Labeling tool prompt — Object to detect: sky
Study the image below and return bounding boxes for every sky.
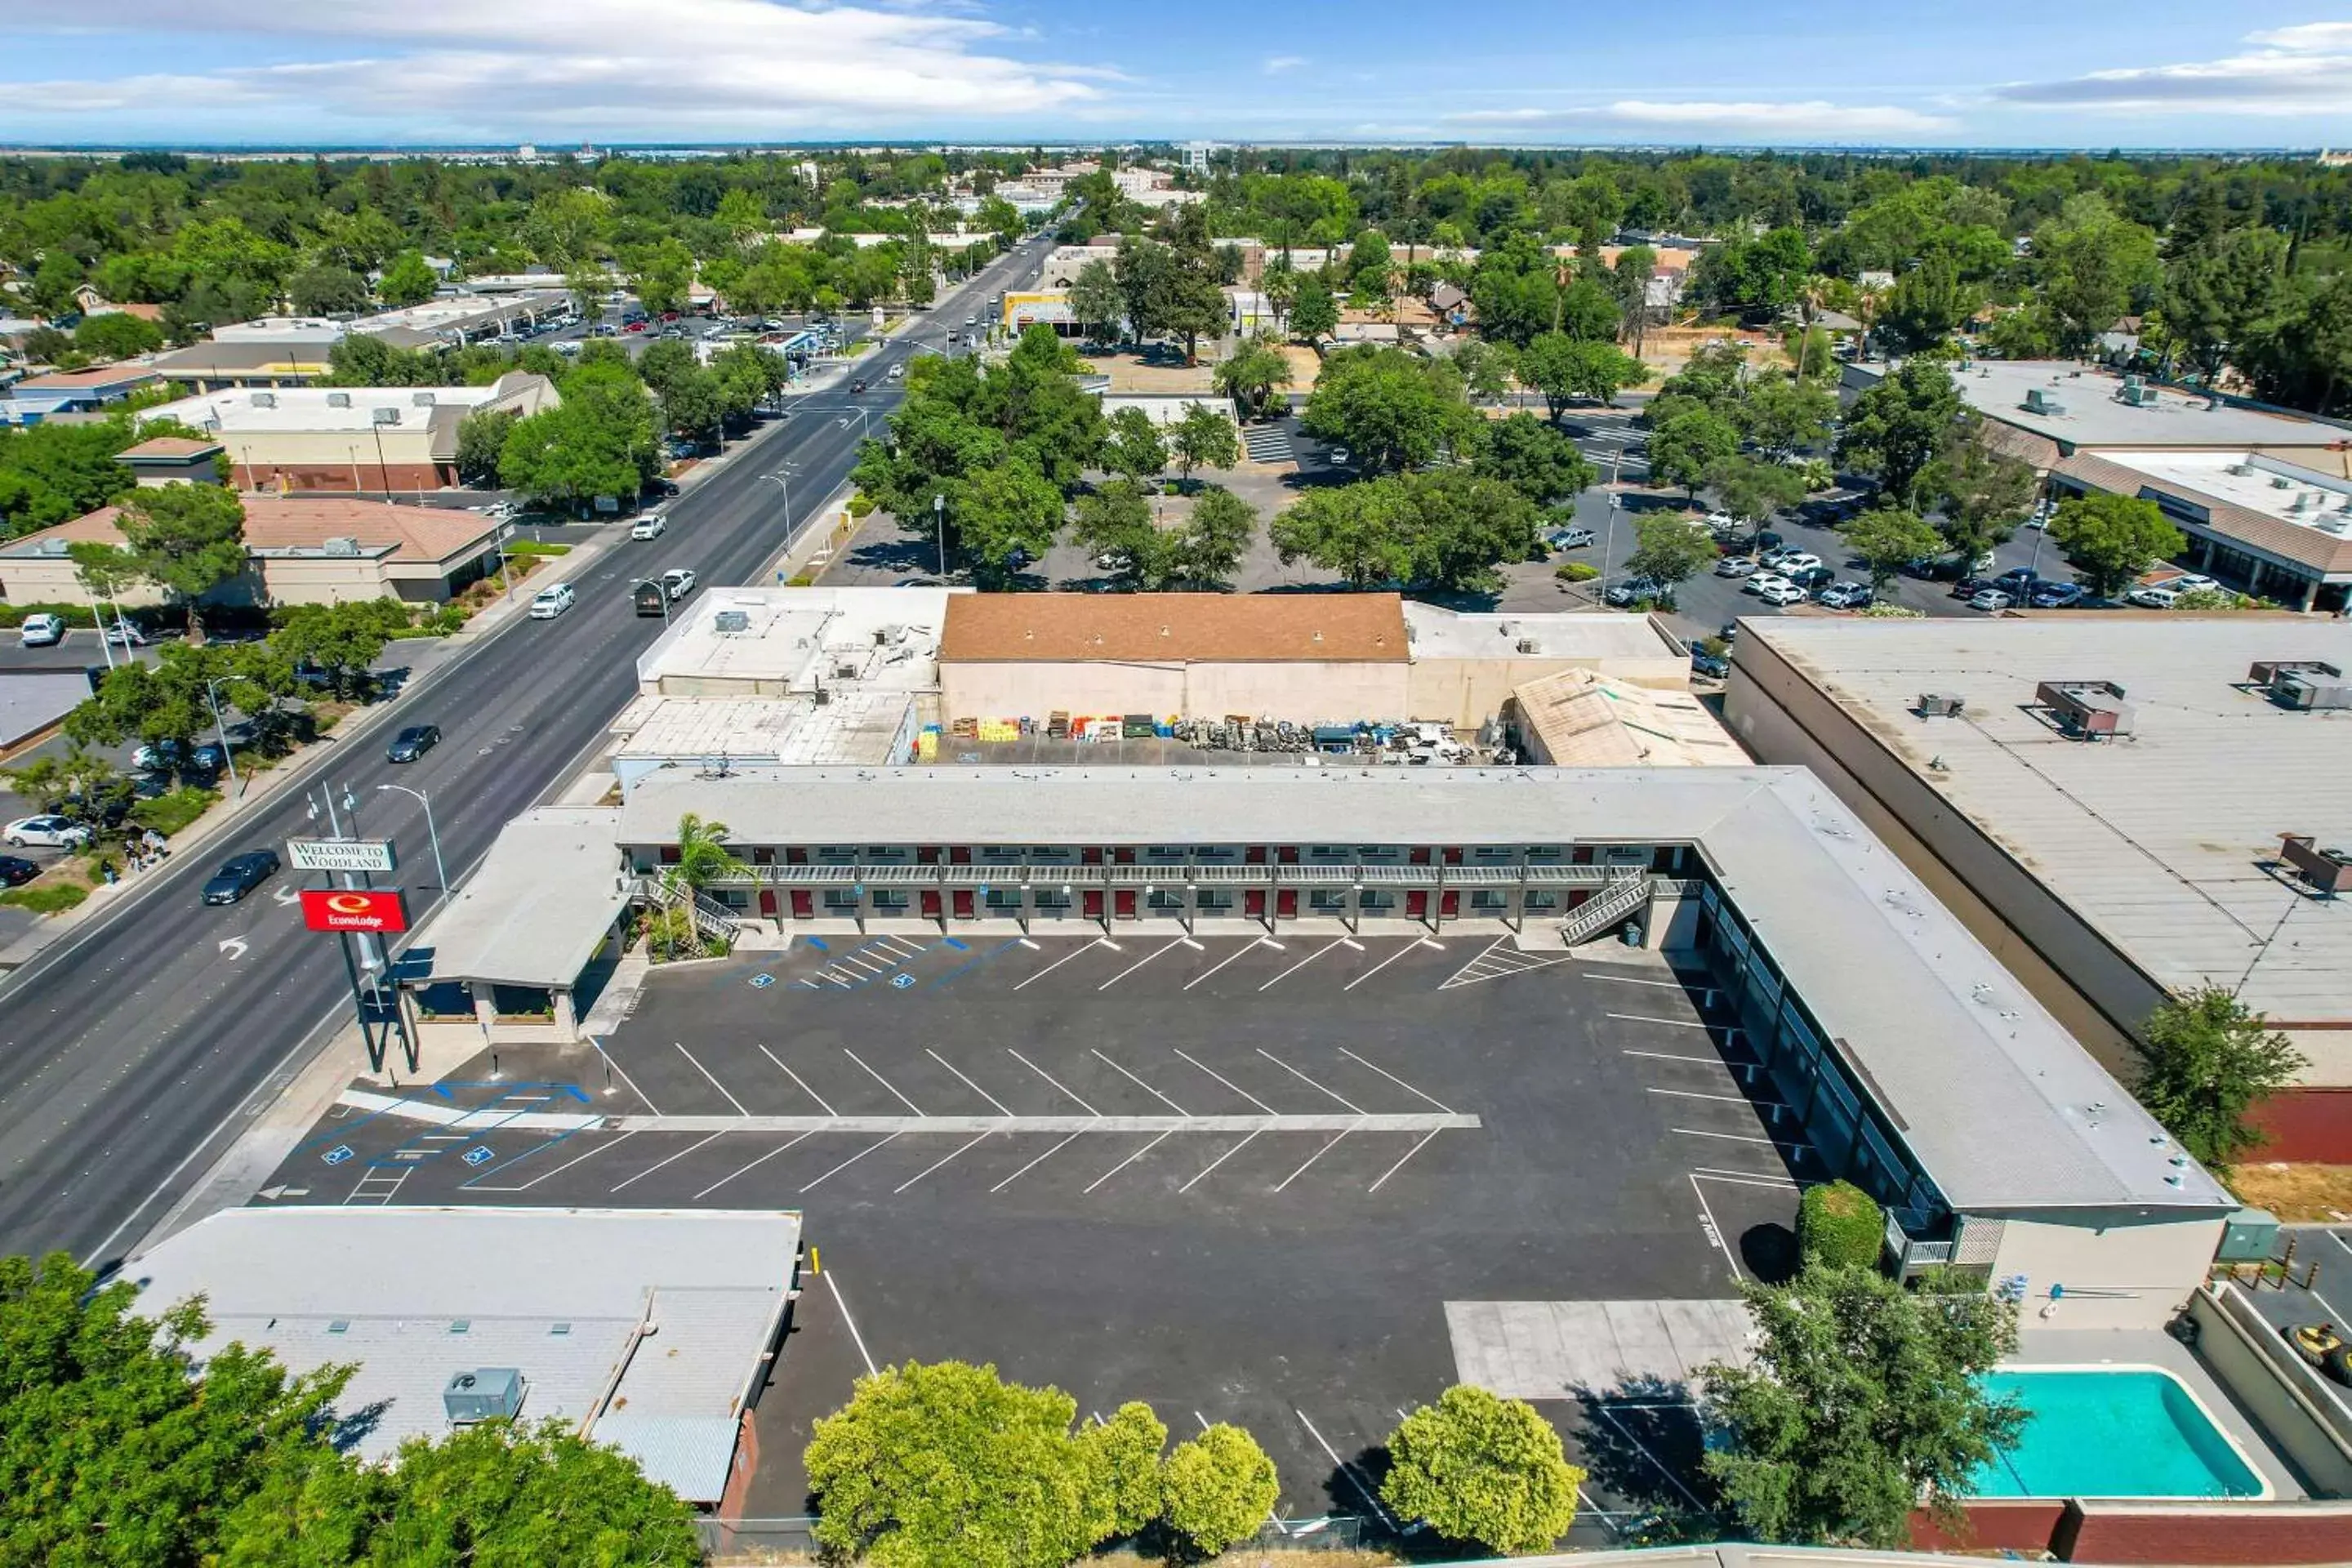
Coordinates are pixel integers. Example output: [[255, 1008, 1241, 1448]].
[[0, 0, 2348, 149]]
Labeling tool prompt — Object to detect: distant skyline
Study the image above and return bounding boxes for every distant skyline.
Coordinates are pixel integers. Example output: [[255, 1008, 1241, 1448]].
[[0, 2, 2347, 151]]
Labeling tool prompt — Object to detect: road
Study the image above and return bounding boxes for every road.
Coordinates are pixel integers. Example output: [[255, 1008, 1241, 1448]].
[[0, 235, 1058, 1269]]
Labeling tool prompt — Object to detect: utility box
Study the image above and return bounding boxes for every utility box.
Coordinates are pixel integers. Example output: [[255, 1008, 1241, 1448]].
[[1917, 693, 1966, 718], [2215, 1208, 2279, 1264], [2037, 678, 2134, 738], [443, 1368, 523, 1424]]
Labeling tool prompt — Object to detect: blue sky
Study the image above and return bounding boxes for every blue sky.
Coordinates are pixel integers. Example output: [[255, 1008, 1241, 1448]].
[[0, 0, 2346, 148]]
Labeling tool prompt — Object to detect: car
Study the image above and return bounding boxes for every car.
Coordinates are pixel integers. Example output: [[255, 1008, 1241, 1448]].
[[1969, 588, 2016, 612], [387, 724, 441, 763], [1753, 579, 1808, 606], [0, 855, 37, 887], [1774, 551, 1823, 575], [1952, 576, 1997, 600], [659, 568, 697, 600], [1784, 564, 1836, 592], [1546, 527, 1597, 550], [1690, 650, 1731, 679], [1714, 556, 1759, 577], [18, 613, 66, 648], [1742, 572, 1794, 597], [624, 320, 648, 333], [648, 478, 680, 498], [1754, 546, 1795, 571], [886, 363, 904, 381], [528, 583, 575, 619], [1094, 550, 1131, 572], [201, 849, 279, 906], [850, 378, 868, 394], [6, 814, 91, 849], [630, 511, 668, 541], [1602, 577, 1661, 607], [896, 574, 948, 588], [188, 742, 228, 775], [104, 620, 148, 647], [2029, 581, 2086, 608], [1993, 567, 2040, 590], [1816, 581, 1875, 609], [2125, 585, 2181, 609], [131, 738, 184, 773]]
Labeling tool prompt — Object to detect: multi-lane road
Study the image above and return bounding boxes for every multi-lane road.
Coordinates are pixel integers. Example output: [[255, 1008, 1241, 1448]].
[[0, 237, 1055, 1268]]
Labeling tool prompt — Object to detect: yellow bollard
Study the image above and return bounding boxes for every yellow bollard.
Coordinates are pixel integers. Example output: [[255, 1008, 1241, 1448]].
[[809, 1245, 820, 1276]]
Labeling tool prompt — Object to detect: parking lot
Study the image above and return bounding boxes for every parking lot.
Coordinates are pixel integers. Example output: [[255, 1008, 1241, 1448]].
[[270, 931, 1801, 1529]]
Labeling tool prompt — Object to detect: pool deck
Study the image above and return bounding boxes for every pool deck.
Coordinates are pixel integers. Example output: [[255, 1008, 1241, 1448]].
[[2009, 1328, 2306, 1500]]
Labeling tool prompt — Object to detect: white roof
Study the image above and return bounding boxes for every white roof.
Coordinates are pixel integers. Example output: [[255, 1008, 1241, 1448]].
[[2084, 451, 2352, 546], [410, 807, 626, 986], [635, 585, 955, 693], [1914, 360, 2349, 452], [141, 382, 513, 435], [129, 1206, 801, 1502], [1401, 603, 1686, 667], [612, 692, 915, 772]]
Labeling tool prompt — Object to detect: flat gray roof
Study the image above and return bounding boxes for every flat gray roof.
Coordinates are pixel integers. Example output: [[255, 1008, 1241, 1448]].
[[410, 807, 626, 987], [1863, 359, 2350, 453], [0, 671, 92, 749], [617, 764, 2230, 1216], [128, 1206, 801, 1501]]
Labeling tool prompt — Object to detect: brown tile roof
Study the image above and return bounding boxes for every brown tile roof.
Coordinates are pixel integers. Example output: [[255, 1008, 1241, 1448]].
[[11, 365, 163, 390], [1977, 420, 2062, 470], [3, 497, 499, 568], [119, 437, 221, 459], [941, 592, 1412, 664]]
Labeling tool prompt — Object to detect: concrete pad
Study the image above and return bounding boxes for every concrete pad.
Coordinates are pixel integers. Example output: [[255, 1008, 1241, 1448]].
[[1449, 1298, 1753, 1399]]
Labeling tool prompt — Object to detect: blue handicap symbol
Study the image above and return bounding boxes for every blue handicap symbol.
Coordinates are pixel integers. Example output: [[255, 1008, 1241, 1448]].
[[749, 972, 776, 990], [322, 1145, 354, 1166], [461, 1145, 496, 1167], [890, 971, 915, 990]]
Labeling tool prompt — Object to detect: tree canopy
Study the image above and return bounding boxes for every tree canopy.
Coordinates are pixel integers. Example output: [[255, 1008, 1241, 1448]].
[[2132, 987, 2306, 1168], [1380, 1386, 1584, 1555], [1270, 470, 1539, 593], [1300, 345, 1477, 475], [2047, 492, 2184, 597]]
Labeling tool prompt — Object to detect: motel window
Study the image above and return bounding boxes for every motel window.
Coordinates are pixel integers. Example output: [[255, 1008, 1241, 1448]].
[[1144, 846, 1187, 862], [871, 889, 909, 911], [1524, 889, 1559, 911], [1358, 845, 1402, 864], [1309, 889, 1348, 912], [1358, 889, 1397, 911], [1194, 889, 1235, 911], [1147, 889, 1183, 911], [822, 889, 859, 911], [1469, 889, 1508, 911], [983, 889, 1022, 911], [1472, 846, 1512, 862], [1033, 889, 1072, 912]]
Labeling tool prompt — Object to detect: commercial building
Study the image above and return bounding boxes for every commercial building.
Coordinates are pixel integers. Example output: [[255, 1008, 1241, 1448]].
[[114, 434, 224, 486], [147, 336, 339, 393], [127, 1205, 803, 1511], [0, 363, 163, 425], [1722, 616, 2352, 1157], [347, 292, 572, 350], [2046, 451, 2352, 613], [1509, 668, 1748, 767], [136, 372, 559, 494]]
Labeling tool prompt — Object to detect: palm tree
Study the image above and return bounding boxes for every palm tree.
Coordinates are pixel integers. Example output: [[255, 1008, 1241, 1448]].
[[1855, 282, 1889, 363], [1794, 274, 1835, 381], [657, 813, 746, 957]]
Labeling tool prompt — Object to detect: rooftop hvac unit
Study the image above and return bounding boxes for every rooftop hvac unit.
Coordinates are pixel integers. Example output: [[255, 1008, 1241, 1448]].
[[2259, 660, 2352, 711], [412, 391, 436, 406], [326, 391, 351, 408], [2225, 461, 2254, 476], [712, 609, 749, 634], [2271, 474, 2294, 489], [372, 408, 401, 425], [442, 1368, 523, 1424], [2123, 385, 2159, 406], [323, 536, 362, 556], [2023, 388, 2066, 416], [1515, 638, 1539, 654], [2250, 658, 2341, 686], [1916, 692, 1966, 718], [2278, 834, 2352, 896], [2036, 678, 2134, 739], [249, 391, 276, 408]]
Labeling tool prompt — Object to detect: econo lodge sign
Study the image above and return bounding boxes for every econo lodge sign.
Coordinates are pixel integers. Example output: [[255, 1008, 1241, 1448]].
[[301, 888, 411, 933]]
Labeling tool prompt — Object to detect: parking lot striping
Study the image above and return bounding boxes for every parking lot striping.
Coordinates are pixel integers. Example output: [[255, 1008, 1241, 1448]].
[[1013, 938, 1114, 990], [990, 1130, 1088, 1192], [694, 1129, 822, 1200], [759, 1045, 840, 1117], [1183, 937, 1279, 990], [1674, 1127, 1814, 1152], [825, 1271, 879, 1379], [1018, 938, 1040, 950], [1608, 1013, 1725, 1031], [801, 1133, 902, 1192], [1691, 1169, 1802, 1192], [840, 955, 887, 976], [675, 1043, 751, 1116], [1171, 1049, 1277, 1115], [1336, 1047, 1455, 1115], [1091, 1049, 1188, 1116], [1272, 1128, 1357, 1192], [929, 938, 1022, 988], [1343, 936, 1441, 991], [585, 1033, 661, 1113], [455, 1126, 595, 1184], [1179, 1130, 1263, 1192], [1366, 1129, 1444, 1193], [843, 1049, 925, 1116], [1688, 1173, 1744, 1283], [1084, 1129, 1178, 1193], [1595, 1405, 1708, 1513], [926, 1049, 1015, 1116], [607, 1111, 1477, 1134], [1256, 1049, 1368, 1114], [1097, 937, 1191, 990], [1193, 1411, 1212, 1434], [610, 1130, 727, 1192], [1647, 1086, 1785, 1109], [893, 1130, 996, 1193], [1258, 937, 1352, 991], [1293, 1409, 1396, 1529], [1582, 973, 1689, 990], [1009, 1049, 1102, 1116], [1623, 1048, 1741, 1067], [1440, 938, 1573, 990], [469, 1129, 638, 1192]]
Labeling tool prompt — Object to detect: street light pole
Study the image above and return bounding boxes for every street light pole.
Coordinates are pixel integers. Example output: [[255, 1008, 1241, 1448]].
[[376, 783, 448, 898], [201, 677, 239, 791], [933, 492, 947, 577]]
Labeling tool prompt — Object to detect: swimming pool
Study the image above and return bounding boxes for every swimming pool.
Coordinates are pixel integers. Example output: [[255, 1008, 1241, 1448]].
[[1969, 1366, 2270, 1500]]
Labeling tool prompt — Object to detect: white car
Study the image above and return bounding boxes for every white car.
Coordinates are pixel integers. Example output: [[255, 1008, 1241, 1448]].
[[1753, 580, 1808, 607], [2125, 585, 2180, 609], [2167, 572, 2218, 594], [1714, 556, 1758, 577], [1773, 552, 1823, 575], [528, 583, 575, 619], [1703, 510, 1737, 533], [104, 620, 148, 647], [630, 511, 668, 541], [6, 814, 91, 849], [886, 363, 905, 381], [1742, 573, 1794, 597], [1969, 588, 2016, 612], [659, 568, 697, 599], [18, 613, 65, 648]]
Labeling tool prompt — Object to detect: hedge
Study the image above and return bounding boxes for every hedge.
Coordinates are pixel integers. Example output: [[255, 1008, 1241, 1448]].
[[1797, 1179, 1883, 1269], [0, 603, 101, 629], [130, 787, 220, 839], [846, 494, 875, 518], [1554, 561, 1600, 582]]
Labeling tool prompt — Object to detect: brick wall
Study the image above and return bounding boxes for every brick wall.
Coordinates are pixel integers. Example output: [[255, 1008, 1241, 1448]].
[[716, 1408, 760, 1518], [1909, 1500, 2067, 1554], [2248, 1087, 2352, 1163], [234, 461, 452, 494], [2058, 1499, 2352, 1562]]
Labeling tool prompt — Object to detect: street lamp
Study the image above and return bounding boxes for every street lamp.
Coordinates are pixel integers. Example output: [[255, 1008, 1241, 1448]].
[[933, 492, 947, 577], [376, 783, 448, 897], [201, 676, 239, 791], [758, 463, 799, 539]]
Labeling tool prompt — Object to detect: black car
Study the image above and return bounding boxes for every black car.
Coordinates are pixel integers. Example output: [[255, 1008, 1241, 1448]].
[[202, 849, 280, 906], [0, 855, 37, 888], [850, 378, 869, 394], [387, 724, 441, 763], [1952, 576, 1998, 600]]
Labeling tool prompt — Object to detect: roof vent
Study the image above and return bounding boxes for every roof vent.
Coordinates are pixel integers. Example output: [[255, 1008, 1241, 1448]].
[[1916, 693, 1966, 718], [249, 391, 276, 408], [442, 1368, 523, 1424], [2225, 461, 2253, 476], [412, 391, 436, 406], [326, 391, 351, 408], [372, 408, 400, 425], [713, 609, 749, 634], [2254, 660, 2351, 711], [2023, 388, 2066, 416], [2271, 474, 2294, 489], [2036, 678, 2133, 739], [323, 536, 362, 556], [1516, 638, 1539, 654]]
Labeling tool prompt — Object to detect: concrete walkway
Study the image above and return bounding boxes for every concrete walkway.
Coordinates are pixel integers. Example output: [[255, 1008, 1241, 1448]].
[[1447, 1298, 1755, 1400]]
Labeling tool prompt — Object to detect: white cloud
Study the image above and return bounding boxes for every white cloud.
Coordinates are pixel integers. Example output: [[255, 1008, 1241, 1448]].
[[1446, 99, 1956, 136], [0, 0, 1105, 135], [1262, 55, 1308, 75], [1996, 21, 2352, 114]]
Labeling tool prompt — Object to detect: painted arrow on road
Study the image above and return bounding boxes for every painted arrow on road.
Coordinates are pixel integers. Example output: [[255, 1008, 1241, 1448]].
[[256, 1186, 310, 1200], [218, 937, 248, 960], [273, 884, 301, 906]]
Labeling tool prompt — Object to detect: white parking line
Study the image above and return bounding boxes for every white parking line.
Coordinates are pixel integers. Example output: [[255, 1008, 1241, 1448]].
[[1258, 938, 1350, 990], [760, 1045, 839, 1116], [1098, 937, 1188, 989], [1608, 1013, 1723, 1030], [1693, 1165, 1797, 1186], [1674, 1126, 1811, 1152], [1337, 1047, 1454, 1114], [1183, 936, 1277, 990], [801, 1133, 902, 1192], [1690, 1172, 1743, 1282], [1171, 1049, 1276, 1114], [1343, 936, 1441, 991], [893, 1131, 996, 1193], [1366, 1129, 1441, 1193], [1584, 973, 1690, 990], [1294, 1409, 1396, 1528], [470, 1129, 638, 1192], [825, 1270, 878, 1378], [1014, 938, 1111, 989], [844, 1048, 925, 1116], [1008, 1049, 1101, 1115], [927, 1049, 1015, 1116], [675, 1042, 750, 1116], [611, 1130, 725, 1192], [990, 1129, 1087, 1192], [1179, 1129, 1263, 1192], [694, 1129, 820, 1200], [1272, 1129, 1353, 1192], [1690, 1169, 1801, 1191], [1256, 1049, 1367, 1114], [1647, 1087, 1781, 1107], [1085, 1129, 1176, 1193], [1596, 1405, 1707, 1512], [842, 955, 886, 976], [873, 934, 928, 959], [1092, 1049, 1187, 1115], [586, 1033, 659, 1112]]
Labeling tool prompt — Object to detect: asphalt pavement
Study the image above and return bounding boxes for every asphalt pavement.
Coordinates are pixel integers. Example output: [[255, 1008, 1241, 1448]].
[[0, 238, 1054, 1269]]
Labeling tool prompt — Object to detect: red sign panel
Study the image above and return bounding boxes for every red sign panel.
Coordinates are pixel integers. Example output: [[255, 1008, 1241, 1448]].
[[301, 887, 410, 933]]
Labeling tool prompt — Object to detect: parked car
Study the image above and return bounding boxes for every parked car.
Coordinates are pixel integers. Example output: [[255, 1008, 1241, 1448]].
[[18, 613, 65, 648], [6, 814, 91, 849], [131, 738, 184, 773], [1702, 510, 1737, 533], [1816, 581, 1875, 609], [1993, 567, 2042, 594], [528, 583, 575, 619], [1547, 527, 1597, 550], [1714, 556, 1758, 577], [1742, 573, 1794, 598], [188, 742, 228, 775], [0, 854, 38, 887], [2125, 584, 2181, 608], [2029, 581, 2086, 608], [623, 320, 648, 333], [1690, 649, 1731, 679], [201, 849, 280, 906], [1969, 588, 2016, 612], [630, 511, 668, 541], [1602, 577, 1662, 607], [386, 724, 441, 763], [1774, 551, 1824, 576], [1952, 576, 1998, 600], [1785, 564, 1835, 592], [1753, 579, 1808, 607], [104, 620, 148, 647]]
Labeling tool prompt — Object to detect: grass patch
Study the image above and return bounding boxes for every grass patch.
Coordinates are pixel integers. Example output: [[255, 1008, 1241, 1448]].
[[504, 539, 572, 558], [131, 786, 220, 838], [2227, 1161, 2352, 1223], [0, 881, 88, 914]]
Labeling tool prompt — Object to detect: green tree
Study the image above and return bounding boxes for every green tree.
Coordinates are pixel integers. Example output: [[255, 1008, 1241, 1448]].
[[1157, 206, 1232, 364], [2048, 492, 2183, 598], [1925, 425, 2038, 559], [1797, 1179, 1885, 1269], [2133, 987, 2306, 1168], [1100, 406, 1167, 485], [73, 310, 166, 362], [1836, 360, 1962, 506], [118, 482, 247, 638], [1473, 411, 1595, 508], [1707, 455, 1806, 536], [1647, 406, 1741, 500], [566, 262, 613, 321], [1077, 1403, 1167, 1543], [1112, 236, 1174, 345], [1069, 256, 1125, 344], [1288, 274, 1339, 346], [1380, 1385, 1583, 1555], [956, 458, 1068, 583], [1842, 506, 1943, 588], [1212, 334, 1291, 421], [2032, 196, 2160, 355], [269, 600, 397, 701], [1878, 252, 1976, 354], [1517, 332, 1642, 420], [377, 249, 439, 308], [1177, 485, 1257, 587], [1167, 402, 1240, 487], [1702, 1263, 2025, 1548], [1452, 338, 1517, 405], [1624, 513, 1717, 602], [2159, 227, 2287, 385], [623, 236, 697, 317], [1737, 375, 1837, 459], [1160, 1424, 1279, 1561], [1071, 479, 1160, 589], [454, 408, 518, 487], [1270, 482, 1414, 588], [0, 418, 142, 534], [499, 375, 660, 510], [1300, 345, 1475, 475], [287, 265, 372, 316]]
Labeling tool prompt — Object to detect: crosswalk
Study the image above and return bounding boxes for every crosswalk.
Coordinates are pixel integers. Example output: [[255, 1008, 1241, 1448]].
[[1241, 425, 1296, 463]]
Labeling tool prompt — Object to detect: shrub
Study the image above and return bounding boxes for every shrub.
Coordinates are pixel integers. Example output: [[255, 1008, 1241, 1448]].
[[1381, 1386, 1583, 1554], [1, 882, 88, 914], [847, 493, 876, 518], [1797, 1179, 1883, 1269], [0, 603, 100, 629], [130, 786, 220, 839], [1855, 602, 1924, 618], [1554, 560, 1600, 582], [1160, 1423, 1278, 1561], [785, 572, 816, 587]]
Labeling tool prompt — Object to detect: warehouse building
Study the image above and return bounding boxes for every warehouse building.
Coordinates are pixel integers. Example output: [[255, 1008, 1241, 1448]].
[[1722, 616, 2352, 1159]]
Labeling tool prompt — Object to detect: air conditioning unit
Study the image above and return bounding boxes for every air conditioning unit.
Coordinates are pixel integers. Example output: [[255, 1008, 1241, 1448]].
[[1917, 693, 1966, 718], [2256, 661, 2352, 711], [1515, 638, 1539, 654], [713, 609, 749, 634], [372, 408, 400, 425], [2278, 834, 2352, 895], [323, 536, 361, 556], [2024, 388, 2066, 416], [412, 391, 436, 406], [2037, 678, 2134, 738], [326, 391, 351, 408], [442, 1368, 523, 1424], [249, 391, 276, 408]]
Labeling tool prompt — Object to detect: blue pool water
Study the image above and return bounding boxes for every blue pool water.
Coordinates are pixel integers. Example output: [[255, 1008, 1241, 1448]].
[[1969, 1369, 2267, 1499]]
